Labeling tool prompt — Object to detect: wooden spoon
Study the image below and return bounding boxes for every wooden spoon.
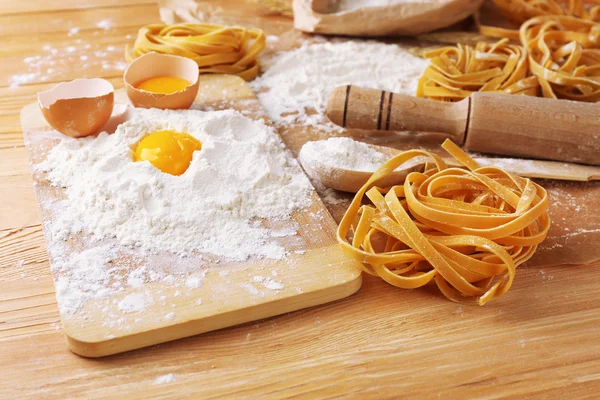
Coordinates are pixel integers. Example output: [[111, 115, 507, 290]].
[[299, 141, 600, 193]]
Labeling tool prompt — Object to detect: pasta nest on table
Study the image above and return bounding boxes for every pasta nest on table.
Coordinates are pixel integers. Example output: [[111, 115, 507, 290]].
[[418, 8, 600, 102], [416, 39, 537, 101], [337, 140, 550, 306], [492, 0, 600, 24], [126, 23, 266, 81]]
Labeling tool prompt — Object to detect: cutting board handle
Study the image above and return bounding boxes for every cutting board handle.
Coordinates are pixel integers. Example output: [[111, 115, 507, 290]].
[[326, 85, 468, 143]]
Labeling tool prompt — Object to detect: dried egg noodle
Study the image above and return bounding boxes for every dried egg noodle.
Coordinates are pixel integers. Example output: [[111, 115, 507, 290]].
[[126, 23, 266, 81], [482, 16, 600, 101], [418, 7, 600, 102], [416, 39, 538, 101], [491, 0, 600, 24], [337, 140, 550, 305]]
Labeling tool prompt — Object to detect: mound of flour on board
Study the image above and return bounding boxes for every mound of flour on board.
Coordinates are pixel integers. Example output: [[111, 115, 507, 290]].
[[37, 108, 312, 261], [250, 41, 429, 128], [300, 137, 389, 172]]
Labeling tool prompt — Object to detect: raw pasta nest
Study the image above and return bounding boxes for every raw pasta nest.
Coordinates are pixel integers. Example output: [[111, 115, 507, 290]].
[[126, 23, 266, 81], [483, 16, 600, 101], [418, 10, 600, 101], [337, 140, 550, 305], [492, 0, 600, 24], [416, 39, 538, 101]]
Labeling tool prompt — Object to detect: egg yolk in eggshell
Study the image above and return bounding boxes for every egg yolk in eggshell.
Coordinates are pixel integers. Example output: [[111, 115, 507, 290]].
[[135, 76, 190, 94], [133, 130, 201, 176]]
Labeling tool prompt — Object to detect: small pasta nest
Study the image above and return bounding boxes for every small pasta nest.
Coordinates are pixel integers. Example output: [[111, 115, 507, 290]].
[[126, 23, 266, 81]]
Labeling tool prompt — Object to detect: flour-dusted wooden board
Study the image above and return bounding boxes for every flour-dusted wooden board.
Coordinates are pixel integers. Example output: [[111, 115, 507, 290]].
[[21, 74, 361, 357]]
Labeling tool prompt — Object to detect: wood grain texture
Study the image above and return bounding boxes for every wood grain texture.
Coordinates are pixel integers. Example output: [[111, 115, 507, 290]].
[[1, 0, 600, 398], [466, 92, 600, 165]]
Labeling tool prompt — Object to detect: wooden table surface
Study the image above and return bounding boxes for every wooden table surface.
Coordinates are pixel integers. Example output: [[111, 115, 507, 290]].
[[2, 1, 600, 398]]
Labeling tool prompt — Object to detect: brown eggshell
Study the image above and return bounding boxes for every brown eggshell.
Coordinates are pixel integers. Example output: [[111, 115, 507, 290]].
[[124, 53, 200, 110], [38, 78, 115, 138]]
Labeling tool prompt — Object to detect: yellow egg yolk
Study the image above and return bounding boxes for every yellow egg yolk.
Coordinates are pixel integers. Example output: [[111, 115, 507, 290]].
[[135, 76, 190, 94], [133, 130, 201, 176]]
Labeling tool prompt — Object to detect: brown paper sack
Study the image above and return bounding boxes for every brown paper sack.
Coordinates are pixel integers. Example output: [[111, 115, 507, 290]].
[[292, 0, 484, 36]]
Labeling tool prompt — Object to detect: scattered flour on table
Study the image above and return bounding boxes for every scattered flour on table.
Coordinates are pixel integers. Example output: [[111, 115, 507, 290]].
[[300, 137, 388, 172], [185, 274, 205, 289], [118, 293, 149, 313], [10, 43, 126, 88], [153, 374, 176, 385], [249, 41, 429, 129], [53, 244, 118, 315], [253, 275, 285, 290], [96, 19, 114, 30], [37, 108, 311, 260], [241, 283, 260, 295], [164, 312, 176, 321]]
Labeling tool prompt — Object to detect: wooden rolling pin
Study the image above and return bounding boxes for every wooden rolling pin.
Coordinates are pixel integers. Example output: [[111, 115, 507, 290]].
[[326, 86, 600, 166]]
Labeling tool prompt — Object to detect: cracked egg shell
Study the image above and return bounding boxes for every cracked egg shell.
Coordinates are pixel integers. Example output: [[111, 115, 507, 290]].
[[38, 78, 114, 138], [124, 52, 200, 110]]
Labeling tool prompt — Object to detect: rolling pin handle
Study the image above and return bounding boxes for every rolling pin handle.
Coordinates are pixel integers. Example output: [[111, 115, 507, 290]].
[[326, 85, 468, 144]]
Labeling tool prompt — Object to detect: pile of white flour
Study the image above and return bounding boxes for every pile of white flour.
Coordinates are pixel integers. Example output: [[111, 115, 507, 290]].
[[37, 108, 312, 261], [250, 40, 429, 129], [300, 137, 389, 172]]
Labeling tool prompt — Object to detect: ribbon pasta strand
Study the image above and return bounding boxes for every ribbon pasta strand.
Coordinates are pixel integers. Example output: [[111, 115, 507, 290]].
[[337, 140, 550, 305], [416, 39, 539, 101], [126, 23, 266, 81], [491, 0, 600, 24], [484, 16, 600, 101], [419, 6, 600, 103]]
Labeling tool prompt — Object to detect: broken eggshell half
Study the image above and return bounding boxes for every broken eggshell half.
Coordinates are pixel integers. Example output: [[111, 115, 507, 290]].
[[124, 52, 200, 110], [38, 78, 115, 138]]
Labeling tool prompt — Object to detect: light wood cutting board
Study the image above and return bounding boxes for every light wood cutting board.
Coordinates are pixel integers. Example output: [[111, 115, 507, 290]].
[[20, 74, 362, 358]]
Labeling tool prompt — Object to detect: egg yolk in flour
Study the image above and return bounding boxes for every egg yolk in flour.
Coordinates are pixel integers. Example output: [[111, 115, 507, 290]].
[[133, 130, 201, 176], [135, 76, 190, 94]]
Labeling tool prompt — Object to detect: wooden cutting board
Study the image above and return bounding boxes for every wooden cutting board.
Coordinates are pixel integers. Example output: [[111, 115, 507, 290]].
[[20, 74, 362, 358]]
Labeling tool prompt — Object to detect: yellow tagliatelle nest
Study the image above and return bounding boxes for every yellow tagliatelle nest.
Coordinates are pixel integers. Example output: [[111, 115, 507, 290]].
[[337, 140, 550, 306], [482, 16, 600, 101], [416, 39, 538, 101], [126, 23, 266, 81], [418, 7, 600, 102], [492, 0, 600, 24]]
